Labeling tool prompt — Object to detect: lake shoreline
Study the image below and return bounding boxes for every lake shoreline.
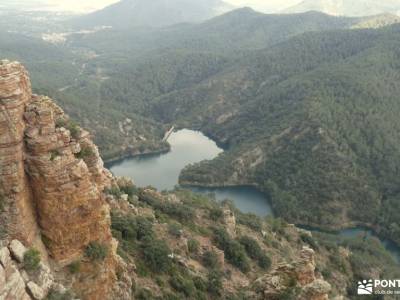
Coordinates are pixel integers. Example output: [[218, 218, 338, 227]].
[[108, 128, 400, 261], [104, 144, 171, 166]]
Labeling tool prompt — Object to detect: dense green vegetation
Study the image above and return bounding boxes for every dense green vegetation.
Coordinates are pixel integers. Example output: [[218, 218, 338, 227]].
[[85, 242, 109, 261], [174, 25, 400, 246], [109, 184, 399, 299], [0, 9, 388, 162], [23, 248, 41, 272]]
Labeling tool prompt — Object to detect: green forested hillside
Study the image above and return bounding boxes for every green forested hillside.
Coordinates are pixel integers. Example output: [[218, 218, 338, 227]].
[[170, 25, 400, 245], [69, 9, 377, 57], [2, 10, 378, 160]]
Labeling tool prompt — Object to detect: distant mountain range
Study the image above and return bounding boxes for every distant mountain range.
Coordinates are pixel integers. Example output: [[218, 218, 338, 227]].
[[72, 0, 235, 28], [284, 0, 400, 17]]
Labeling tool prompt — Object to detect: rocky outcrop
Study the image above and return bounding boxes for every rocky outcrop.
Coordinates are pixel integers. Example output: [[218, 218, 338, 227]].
[[0, 60, 120, 299], [223, 208, 236, 238], [0, 240, 65, 300], [254, 247, 331, 300], [0, 60, 40, 247], [0, 245, 30, 300], [24, 95, 113, 263]]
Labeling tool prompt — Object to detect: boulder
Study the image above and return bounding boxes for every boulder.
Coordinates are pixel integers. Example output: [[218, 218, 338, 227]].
[[223, 209, 236, 237], [27, 281, 45, 300], [9, 240, 27, 263], [0, 246, 11, 268], [0, 264, 5, 288], [300, 279, 331, 300]]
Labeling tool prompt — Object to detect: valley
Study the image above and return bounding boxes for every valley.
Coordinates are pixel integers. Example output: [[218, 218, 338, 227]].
[[1, 1, 400, 298], [2, 0, 400, 255], [110, 128, 400, 265]]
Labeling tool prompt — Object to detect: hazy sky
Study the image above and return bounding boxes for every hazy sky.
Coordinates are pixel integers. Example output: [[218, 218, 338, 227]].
[[5, 0, 303, 13], [227, 0, 303, 12]]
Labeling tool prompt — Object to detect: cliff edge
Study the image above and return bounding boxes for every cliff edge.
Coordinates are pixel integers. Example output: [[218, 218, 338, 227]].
[[0, 60, 121, 299]]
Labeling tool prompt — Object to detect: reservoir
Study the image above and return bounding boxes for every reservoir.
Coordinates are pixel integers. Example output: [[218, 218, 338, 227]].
[[109, 129, 273, 216], [109, 129, 399, 262]]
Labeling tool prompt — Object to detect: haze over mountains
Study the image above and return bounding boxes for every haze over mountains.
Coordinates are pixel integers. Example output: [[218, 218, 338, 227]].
[[284, 0, 400, 17], [73, 0, 235, 28]]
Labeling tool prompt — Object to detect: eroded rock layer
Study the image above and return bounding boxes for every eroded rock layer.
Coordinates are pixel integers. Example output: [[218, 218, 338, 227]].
[[0, 60, 118, 299], [0, 60, 40, 246], [24, 95, 113, 263]]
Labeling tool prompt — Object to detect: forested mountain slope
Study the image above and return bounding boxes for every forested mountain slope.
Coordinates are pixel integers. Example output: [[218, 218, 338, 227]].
[[3, 10, 385, 160], [144, 25, 400, 246], [70, 9, 392, 57]]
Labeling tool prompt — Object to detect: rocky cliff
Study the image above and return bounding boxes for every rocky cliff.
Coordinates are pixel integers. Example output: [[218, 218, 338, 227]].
[[0, 60, 121, 299]]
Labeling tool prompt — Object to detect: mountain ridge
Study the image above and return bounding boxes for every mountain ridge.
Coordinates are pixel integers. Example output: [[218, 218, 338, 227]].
[[284, 0, 400, 17], [71, 0, 235, 29]]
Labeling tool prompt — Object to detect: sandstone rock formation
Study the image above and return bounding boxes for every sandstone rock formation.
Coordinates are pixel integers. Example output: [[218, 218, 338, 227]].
[[0, 60, 40, 247], [0, 60, 121, 299], [0, 240, 66, 300], [223, 208, 236, 238], [254, 247, 331, 300]]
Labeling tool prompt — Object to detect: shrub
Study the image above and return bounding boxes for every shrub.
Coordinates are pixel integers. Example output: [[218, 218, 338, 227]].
[[140, 193, 195, 223], [258, 253, 272, 270], [0, 193, 5, 212], [136, 217, 154, 240], [224, 240, 251, 273], [209, 208, 223, 221], [321, 268, 332, 279], [202, 250, 221, 269], [207, 271, 223, 296], [68, 261, 81, 274], [141, 237, 171, 273], [135, 288, 156, 300], [50, 149, 61, 161], [187, 239, 200, 254], [105, 187, 123, 198], [168, 223, 183, 237], [45, 289, 74, 300], [169, 274, 196, 297], [55, 118, 67, 128], [75, 146, 94, 159], [213, 227, 250, 273], [239, 235, 272, 270], [213, 227, 231, 248], [24, 248, 41, 271], [300, 233, 318, 249], [67, 121, 80, 139], [85, 242, 108, 261], [111, 213, 138, 240], [236, 213, 263, 231], [269, 218, 287, 235], [193, 276, 207, 291], [119, 185, 139, 198], [239, 236, 263, 260]]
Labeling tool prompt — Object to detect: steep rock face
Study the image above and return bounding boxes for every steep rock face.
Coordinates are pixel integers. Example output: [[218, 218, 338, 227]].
[[24, 95, 112, 263], [0, 60, 119, 299], [254, 247, 331, 300], [0, 61, 40, 246]]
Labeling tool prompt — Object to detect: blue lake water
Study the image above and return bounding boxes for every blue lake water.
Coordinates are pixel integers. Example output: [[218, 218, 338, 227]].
[[109, 129, 273, 216], [109, 129, 399, 262]]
